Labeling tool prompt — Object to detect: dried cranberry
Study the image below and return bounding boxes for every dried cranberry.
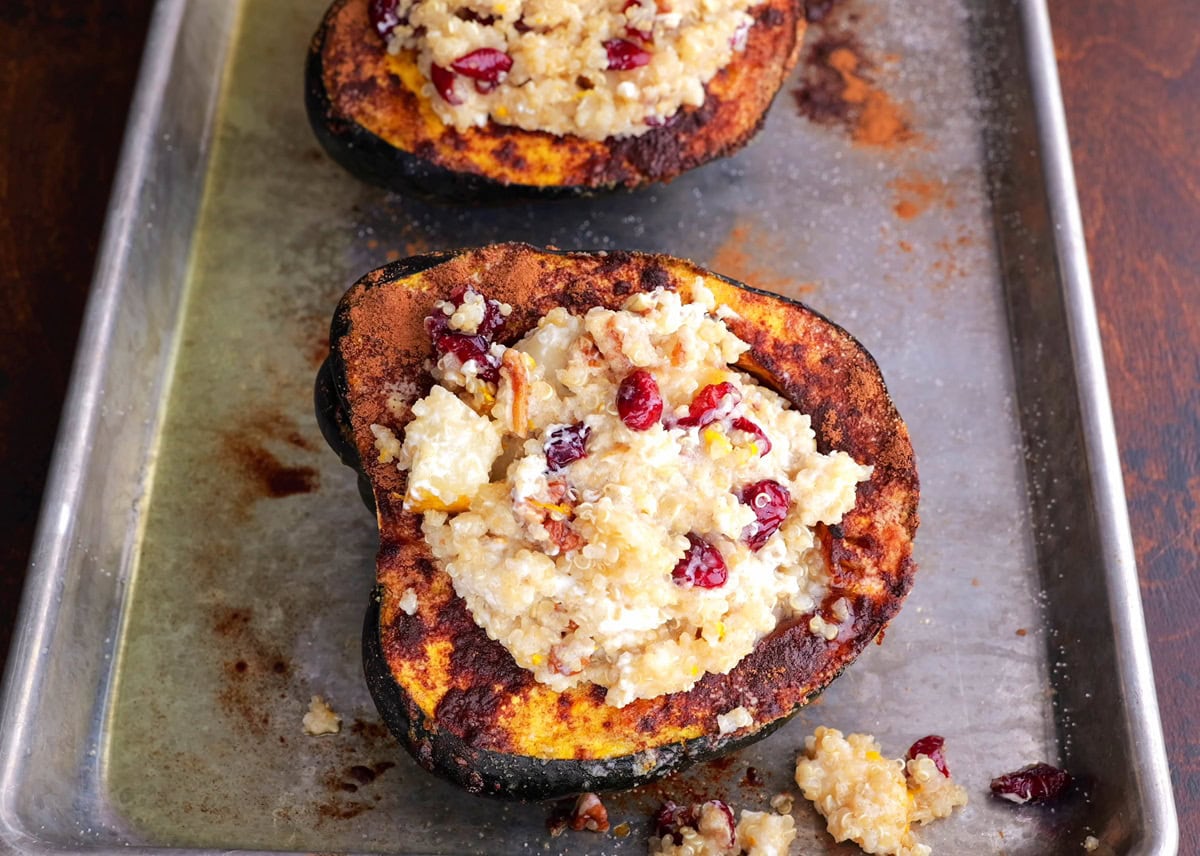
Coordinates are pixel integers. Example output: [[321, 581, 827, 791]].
[[679, 382, 741, 428], [604, 38, 652, 70], [438, 286, 507, 338], [622, 0, 654, 43], [738, 480, 790, 551], [450, 48, 513, 89], [433, 333, 499, 381], [653, 801, 733, 847], [990, 763, 1073, 805], [479, 301, 507, 339], [672, 534, 728, 588], [616, 369, 663, 430], [430, 64, 462, 105], [704, 801, 736, 847], [906, 735, 950, 777], [424, 289, 507, 381], [732, 416, 771, 456], [653, 801, 694, 844], [545, 423, 590, 472], [368, 0, 403, 39], [426, 288, 505, 340]]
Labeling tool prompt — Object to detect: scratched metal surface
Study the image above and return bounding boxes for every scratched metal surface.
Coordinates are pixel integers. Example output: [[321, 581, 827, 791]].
[[0, 0, 1172, 853]]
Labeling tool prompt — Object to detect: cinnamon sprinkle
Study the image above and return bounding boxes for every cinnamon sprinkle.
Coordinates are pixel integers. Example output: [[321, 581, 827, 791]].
[[709, 222, 817, 299], [889, 174, 952, 220], [792, 10, 914, 148]]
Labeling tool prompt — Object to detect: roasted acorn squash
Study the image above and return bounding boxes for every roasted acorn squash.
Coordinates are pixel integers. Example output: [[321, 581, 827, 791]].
[[305, 0, 806, 200], [315, 243, 918, 799]]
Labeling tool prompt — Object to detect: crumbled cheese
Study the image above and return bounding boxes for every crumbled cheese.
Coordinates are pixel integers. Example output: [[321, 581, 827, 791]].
[[716, 705, 754, 735], [385, 0, 766, 140], [399, 587, 419, 615], [399, 384, 503, 512], [390, 284, 870, 707], [301, 695, 341, 736], [794, 728, 968, 856]]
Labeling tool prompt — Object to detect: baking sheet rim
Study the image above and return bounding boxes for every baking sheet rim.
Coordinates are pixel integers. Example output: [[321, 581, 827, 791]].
[[1018, 1, 1177, 852]]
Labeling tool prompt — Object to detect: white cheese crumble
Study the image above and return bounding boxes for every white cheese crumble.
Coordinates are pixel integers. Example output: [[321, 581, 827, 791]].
[[717, 705, 754, 735], [399, 587, 419, 615], [389, 284, 870, 707], [301, 695, 342, 736], [794, 728, 968, 856], [398, 384, 503, 512], [384, 0, 766, 140]]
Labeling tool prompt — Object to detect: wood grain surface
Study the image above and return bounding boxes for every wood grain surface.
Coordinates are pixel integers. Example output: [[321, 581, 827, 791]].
[[0, 0, 1195, 847], [1049, 0, 1200, 846]]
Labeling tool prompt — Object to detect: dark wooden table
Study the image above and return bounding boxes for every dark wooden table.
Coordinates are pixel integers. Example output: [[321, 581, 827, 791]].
[[1, 0, 1195, 847]]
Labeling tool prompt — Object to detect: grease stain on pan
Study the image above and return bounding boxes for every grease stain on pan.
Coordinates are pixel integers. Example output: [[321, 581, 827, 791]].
[[216, 412, 322, 511]]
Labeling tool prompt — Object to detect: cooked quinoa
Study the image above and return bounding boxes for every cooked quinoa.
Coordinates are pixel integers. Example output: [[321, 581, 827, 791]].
[[381, 282, 870, 707], [794, 728, 968, 856], [382, 0, 765, 140], [648, 802, 796, 856]]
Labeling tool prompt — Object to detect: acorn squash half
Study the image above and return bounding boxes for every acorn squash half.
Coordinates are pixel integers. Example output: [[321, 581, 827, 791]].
[[315, 243, 919, 799], [305, 0, 806, 200]]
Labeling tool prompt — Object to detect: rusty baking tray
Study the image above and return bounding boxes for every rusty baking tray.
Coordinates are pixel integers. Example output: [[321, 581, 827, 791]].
[[0, 0, 1177, 853]]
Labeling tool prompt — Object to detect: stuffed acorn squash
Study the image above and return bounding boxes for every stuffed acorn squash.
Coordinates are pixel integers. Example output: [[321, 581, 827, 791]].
[[315, 243, 918, 799], [306, 0, 806, 199]]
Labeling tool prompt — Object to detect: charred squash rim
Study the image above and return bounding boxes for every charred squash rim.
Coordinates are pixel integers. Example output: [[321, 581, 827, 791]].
[[306, 0, 806, 200], [316, 243, 919, 799]]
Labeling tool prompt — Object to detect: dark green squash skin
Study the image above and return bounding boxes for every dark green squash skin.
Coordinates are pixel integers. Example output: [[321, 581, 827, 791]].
[[317, 245, 917, 800]]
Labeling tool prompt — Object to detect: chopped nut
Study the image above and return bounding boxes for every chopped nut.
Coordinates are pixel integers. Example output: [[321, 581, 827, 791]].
[[569, 792, 610, 833]]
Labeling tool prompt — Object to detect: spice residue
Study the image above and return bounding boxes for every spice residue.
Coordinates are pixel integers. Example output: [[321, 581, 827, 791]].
[[889, 174, 952, 220], [211, 605, 293, 738], [709, 222, 817, 300], [792, 8, 914, 148]]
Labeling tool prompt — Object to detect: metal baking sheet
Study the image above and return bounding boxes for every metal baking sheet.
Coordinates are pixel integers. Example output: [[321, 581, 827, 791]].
[[0, 0, 1177, 854]]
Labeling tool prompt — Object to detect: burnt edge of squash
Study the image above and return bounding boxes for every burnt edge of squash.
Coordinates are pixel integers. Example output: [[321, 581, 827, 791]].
[[305, 0, 805, 201], [320, 243, 918, 799], [362, 589, 799, 800]]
